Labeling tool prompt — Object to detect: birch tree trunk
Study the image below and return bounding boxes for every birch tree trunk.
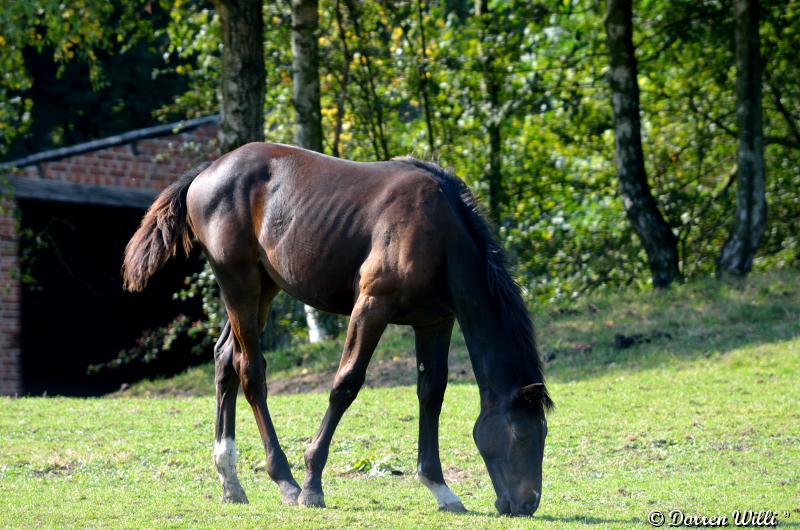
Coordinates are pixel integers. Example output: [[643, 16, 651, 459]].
[[718, 0, 766, 276], [292, 0, 330, 343], [605, 0, 680, 288], [211, 0, 265, 153], [292, 0, 323, 152]]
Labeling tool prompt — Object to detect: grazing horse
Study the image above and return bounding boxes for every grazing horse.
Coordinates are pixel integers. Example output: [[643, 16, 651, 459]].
[[122, 143, 553, 516]]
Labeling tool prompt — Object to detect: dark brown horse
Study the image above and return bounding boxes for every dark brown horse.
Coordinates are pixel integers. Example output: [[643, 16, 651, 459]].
[[123, 143, 552, 516]]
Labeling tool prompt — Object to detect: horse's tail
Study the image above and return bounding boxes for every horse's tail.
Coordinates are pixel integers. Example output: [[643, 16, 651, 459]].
[[122, 161, 211, 292]]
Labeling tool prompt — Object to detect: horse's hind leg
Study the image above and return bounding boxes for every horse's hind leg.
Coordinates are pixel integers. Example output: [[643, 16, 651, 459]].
[[298, 293, 392, 508], [414, 318, 467, 513], [213, 261, 302, 505], [213, 320, 248, 503]]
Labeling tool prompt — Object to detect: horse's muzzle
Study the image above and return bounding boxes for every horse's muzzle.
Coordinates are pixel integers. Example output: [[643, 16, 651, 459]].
[[495, 491, 541, 516]]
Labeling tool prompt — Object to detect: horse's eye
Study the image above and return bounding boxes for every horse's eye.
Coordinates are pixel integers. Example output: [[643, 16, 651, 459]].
[[511, 425, 531, 441]]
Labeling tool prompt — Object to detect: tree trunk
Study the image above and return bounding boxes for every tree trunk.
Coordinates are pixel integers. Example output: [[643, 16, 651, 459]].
[[415, 0, 436, 156], [211, 0, 265, 153], [292, 0, 323, 152], [292, 0, 330, 343], [475, 0, 503, 224], [718, 0, 766, 276], [605, 0, 680, 288], [486, 84, 502, 225]]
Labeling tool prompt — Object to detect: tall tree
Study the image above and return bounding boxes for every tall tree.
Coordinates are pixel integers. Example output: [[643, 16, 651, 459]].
[[292, 0, 323, 152], [605, 0, 680, 288], [415, 0, 436, 156], [292, 0, 330, 343], [475, 0, 504, 224], [718, 0, 766, 276], [211, 0, 265, 152]]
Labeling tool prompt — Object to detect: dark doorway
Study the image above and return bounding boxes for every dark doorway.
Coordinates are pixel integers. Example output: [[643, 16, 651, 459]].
[[18, 199, 204, 396]]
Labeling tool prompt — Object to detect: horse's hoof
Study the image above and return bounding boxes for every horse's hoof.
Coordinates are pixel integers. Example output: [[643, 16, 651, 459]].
[[222, 488, 249, 504], [439, 501, 468, 513], [298, 491, 326, 508], [280, 483, 302, 506]]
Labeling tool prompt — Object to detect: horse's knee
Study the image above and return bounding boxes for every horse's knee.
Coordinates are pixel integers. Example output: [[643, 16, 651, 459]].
[[214, 344, 236, 388], [213, 321, 232, 360], [239, 355, 267, 400], [417, 376, 446, 406], [330, 371, 364, 407]]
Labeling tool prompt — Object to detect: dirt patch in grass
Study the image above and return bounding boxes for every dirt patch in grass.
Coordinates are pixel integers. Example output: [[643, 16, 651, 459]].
[[443, 465, 476, 484], [116, 355, 474, 398], [269, 356, 474, 395]]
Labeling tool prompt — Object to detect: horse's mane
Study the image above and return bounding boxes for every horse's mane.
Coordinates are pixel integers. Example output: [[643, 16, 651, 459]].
[[395, 157, 553, 412]]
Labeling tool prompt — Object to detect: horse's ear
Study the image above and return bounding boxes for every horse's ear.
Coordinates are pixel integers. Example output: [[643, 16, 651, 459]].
[[518, 383, 545, 404]]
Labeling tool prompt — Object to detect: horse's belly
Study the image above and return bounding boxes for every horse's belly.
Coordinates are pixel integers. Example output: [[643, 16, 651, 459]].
[[259, 233, 366, 316], [281, 278, 358, 316]]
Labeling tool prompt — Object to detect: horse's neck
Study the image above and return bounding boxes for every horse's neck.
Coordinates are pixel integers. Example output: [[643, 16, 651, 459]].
[[454, 289, 520, 397]]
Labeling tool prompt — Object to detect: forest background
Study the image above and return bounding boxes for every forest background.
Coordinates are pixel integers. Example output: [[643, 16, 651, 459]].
[[2, 0, 798, 353]]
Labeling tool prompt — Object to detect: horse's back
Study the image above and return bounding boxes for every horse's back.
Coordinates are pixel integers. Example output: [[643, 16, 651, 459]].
[[188, 142, 461, 321]]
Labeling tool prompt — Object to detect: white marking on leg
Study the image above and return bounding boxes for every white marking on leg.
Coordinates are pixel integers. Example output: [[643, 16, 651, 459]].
[[214, 437, 240, 488], [419, 475, 463, 508]]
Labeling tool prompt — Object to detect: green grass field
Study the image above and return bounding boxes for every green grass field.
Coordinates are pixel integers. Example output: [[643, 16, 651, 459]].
[[1, 272, 799, 528]]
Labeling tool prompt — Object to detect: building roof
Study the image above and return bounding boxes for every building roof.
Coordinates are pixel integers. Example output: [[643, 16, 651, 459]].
[[0, 115, 219, 170]]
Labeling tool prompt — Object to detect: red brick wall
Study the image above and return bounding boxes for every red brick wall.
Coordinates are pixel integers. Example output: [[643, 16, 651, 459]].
[[0, 200, 20, 395], [0, 122, 218, 395], [15, 123, 218, 188]]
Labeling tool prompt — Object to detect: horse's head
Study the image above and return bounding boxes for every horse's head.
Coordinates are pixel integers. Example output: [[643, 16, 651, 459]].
[[473, 382, 551, 516]]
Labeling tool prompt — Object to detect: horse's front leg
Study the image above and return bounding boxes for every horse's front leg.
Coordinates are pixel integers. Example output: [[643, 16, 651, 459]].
[[413, 318, 467, 512], [298, 294, 392, 507], [213, 320, 248, 503]]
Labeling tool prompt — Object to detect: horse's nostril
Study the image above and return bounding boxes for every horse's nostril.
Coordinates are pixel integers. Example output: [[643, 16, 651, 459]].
[[523, 500, 540, 515], [529, 491, 542, 513], [510, 493, 540, 516], [530, 491, 541, 509], [495, 496, 512, 515]]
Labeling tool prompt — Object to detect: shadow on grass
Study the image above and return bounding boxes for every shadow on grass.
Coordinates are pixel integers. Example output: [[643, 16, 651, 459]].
[[535, 514, 643, 525], [345, 273, 798, 387], [327, 503, 643, 526], [536, 275, 799, 383]]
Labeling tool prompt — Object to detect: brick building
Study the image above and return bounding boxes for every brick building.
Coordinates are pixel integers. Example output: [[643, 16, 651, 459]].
[[0, 116, 219, 395]]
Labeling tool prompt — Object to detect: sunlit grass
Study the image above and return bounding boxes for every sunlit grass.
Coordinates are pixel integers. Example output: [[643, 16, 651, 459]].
[[1, 271, 798, 528]]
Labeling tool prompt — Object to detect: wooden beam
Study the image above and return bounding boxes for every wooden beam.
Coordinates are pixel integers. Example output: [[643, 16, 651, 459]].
[[9, 177, 157, 209]]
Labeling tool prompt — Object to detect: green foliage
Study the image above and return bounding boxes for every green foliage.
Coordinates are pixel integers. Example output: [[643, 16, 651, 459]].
[[86, 314, 207, 374], [0, 0, 189, 158], [155, 0, 221, 120], [174, 263, 225, 339], [3, 0, 800, 356], [157, 0, 800, 302]]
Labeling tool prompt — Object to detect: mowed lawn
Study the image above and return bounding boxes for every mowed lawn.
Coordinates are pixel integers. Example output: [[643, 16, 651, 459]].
[[1, 273, 799, 528]]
